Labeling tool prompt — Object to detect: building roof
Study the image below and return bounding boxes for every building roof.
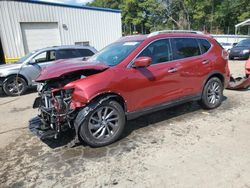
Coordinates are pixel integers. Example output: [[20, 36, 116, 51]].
[[235, 18, 250, 28], [16, 0, 122, 13]]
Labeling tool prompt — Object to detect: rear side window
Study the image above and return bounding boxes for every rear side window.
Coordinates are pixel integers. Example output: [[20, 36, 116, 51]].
[[198, 39, 211, 54], [171, 38, 201, 60], [56, 49, 81, 59], [77, 49, 94, 57]]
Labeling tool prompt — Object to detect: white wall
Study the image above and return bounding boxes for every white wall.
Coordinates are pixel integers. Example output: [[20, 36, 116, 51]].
[[212, 34, 250, 44], [0, 1, 122, 57]]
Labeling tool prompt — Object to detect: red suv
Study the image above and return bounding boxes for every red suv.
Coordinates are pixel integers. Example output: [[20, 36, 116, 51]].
[[30, 32, 230, 147]]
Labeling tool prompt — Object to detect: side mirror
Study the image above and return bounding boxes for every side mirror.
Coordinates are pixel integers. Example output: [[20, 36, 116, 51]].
[[133, 56, 152, 68]]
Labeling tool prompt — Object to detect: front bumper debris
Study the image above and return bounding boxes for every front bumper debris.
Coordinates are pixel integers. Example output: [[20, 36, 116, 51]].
[[29, 116, 57, 140]]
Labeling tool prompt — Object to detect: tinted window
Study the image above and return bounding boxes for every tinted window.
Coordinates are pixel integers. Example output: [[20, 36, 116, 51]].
[[198, 39, 211, 54], [78, 49, 94, 57], [56, 49, 81, 59], [171, 38, 201, 60], [48, 50, 56, 61], [138, 39, 171, 64]]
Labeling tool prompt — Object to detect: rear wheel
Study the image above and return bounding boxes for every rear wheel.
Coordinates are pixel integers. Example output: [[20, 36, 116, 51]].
[[3, 76, 28, 96], [77, 99, 125, 147], [199, 77, 223, 109]]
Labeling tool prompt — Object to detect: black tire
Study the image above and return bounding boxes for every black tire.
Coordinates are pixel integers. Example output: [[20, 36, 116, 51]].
[[199, 77, 223, 109], [77, 99, 125, 147], [229, 56, 234, 60], [3, 76, 28, 96]]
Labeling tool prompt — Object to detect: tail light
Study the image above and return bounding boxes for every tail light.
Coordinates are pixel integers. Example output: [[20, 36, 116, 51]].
[[222, 49, 229, 60]]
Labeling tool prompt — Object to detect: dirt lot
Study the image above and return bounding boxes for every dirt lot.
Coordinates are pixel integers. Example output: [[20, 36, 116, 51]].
[[0, 60, 249, 188]]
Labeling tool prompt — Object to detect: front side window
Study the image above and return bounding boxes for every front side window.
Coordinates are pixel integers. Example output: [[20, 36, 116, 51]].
[[33, 51, 47, 63], [138, 39, 171, 64], [171, 38, 201, 60], [88, 41, 141, 66]]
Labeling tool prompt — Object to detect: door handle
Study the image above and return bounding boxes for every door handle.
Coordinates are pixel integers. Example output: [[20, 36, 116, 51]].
[[168, 68, 178, 73], [202, 60, 210, 65]]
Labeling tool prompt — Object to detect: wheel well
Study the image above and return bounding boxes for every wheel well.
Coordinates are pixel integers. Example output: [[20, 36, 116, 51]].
[[90, 93, 127, 111], [207, 73, 224, 86], [5, 74, 29, 85]]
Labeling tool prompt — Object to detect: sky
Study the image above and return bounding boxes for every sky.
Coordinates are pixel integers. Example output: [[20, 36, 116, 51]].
[[37, 0, 93, 5]]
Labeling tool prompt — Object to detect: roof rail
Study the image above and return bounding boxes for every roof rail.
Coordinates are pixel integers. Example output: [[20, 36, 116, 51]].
[[147, 30, 203, 37]]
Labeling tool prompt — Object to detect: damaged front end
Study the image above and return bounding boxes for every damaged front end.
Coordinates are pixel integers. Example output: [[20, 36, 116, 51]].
[[29, 60, 109, 143], [30, 85, 76, 140]]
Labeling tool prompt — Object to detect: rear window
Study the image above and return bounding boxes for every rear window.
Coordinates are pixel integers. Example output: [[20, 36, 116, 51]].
[[171, 38, 201, 60], [56, 49, 81, 59], [198, 39, 211, 54], [77, 49, 94, 57]]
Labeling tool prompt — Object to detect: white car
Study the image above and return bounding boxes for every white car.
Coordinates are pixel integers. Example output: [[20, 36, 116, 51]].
[[220, 42, 237, 52]]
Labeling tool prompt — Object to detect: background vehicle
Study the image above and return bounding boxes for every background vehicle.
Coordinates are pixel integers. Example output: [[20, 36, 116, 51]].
[[30, 32, 230, 147], [220, 42, 237, 52], [229, 39, 250, 60], [0, 45, 97, 96]]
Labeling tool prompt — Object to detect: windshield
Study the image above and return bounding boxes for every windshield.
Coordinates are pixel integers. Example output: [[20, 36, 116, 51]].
[[15, 51, 36, 64], [88, 41, 141, 66], [236, 39, 250, 47]]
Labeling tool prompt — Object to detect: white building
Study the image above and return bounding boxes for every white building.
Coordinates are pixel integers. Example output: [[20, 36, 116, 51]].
[[212, 34, 250, 44], [0, 0, 122, 61]]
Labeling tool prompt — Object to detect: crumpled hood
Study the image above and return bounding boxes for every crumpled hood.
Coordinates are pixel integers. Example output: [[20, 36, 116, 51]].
[[0, 63, 22, 72], [36, 58, 109, 82]]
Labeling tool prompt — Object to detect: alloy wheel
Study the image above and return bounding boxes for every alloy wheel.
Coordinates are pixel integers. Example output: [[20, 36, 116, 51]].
[[207, 81, 221, 105], [7, 79, 24, 95], [88, 106, 120, 140]]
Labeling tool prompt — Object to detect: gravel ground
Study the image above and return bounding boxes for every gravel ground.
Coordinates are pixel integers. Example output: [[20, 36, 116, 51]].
[[0, 60, 249, 188]]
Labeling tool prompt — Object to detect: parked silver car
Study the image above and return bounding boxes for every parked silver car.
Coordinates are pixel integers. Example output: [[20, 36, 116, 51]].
[[0, 45, 97, 96]]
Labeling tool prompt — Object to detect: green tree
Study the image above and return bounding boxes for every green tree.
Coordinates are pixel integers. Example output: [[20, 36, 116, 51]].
[[87, 0, 250, 35]]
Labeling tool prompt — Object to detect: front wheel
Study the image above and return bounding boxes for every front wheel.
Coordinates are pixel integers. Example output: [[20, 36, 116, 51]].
[[77, 99, 125, 147], [3, 76, 28, 96], [199, 77, 223, 109]]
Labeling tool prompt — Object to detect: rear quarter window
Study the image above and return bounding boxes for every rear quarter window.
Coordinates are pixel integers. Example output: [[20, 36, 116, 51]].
[[198, 39, 212, 54], [77, 49, 94, 57], [171, 38, 201, 60]]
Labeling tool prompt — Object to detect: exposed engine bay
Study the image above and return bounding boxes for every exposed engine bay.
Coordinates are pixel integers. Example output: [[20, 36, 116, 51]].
[[29, 68, 107, 142]]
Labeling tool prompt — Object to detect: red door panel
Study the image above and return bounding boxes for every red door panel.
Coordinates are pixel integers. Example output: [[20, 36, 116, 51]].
[[124, 61, 182, 112]]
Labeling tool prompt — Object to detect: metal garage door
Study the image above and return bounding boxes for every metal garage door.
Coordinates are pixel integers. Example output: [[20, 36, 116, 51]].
[[21, 22, 61, 53]]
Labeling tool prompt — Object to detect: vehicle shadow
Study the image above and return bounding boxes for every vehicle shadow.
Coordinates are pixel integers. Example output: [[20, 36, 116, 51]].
[[40, 96, 228, 149], [41, 101, 203, 149], [41, 129, 76, 149], [120, 101, 201, 140]]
